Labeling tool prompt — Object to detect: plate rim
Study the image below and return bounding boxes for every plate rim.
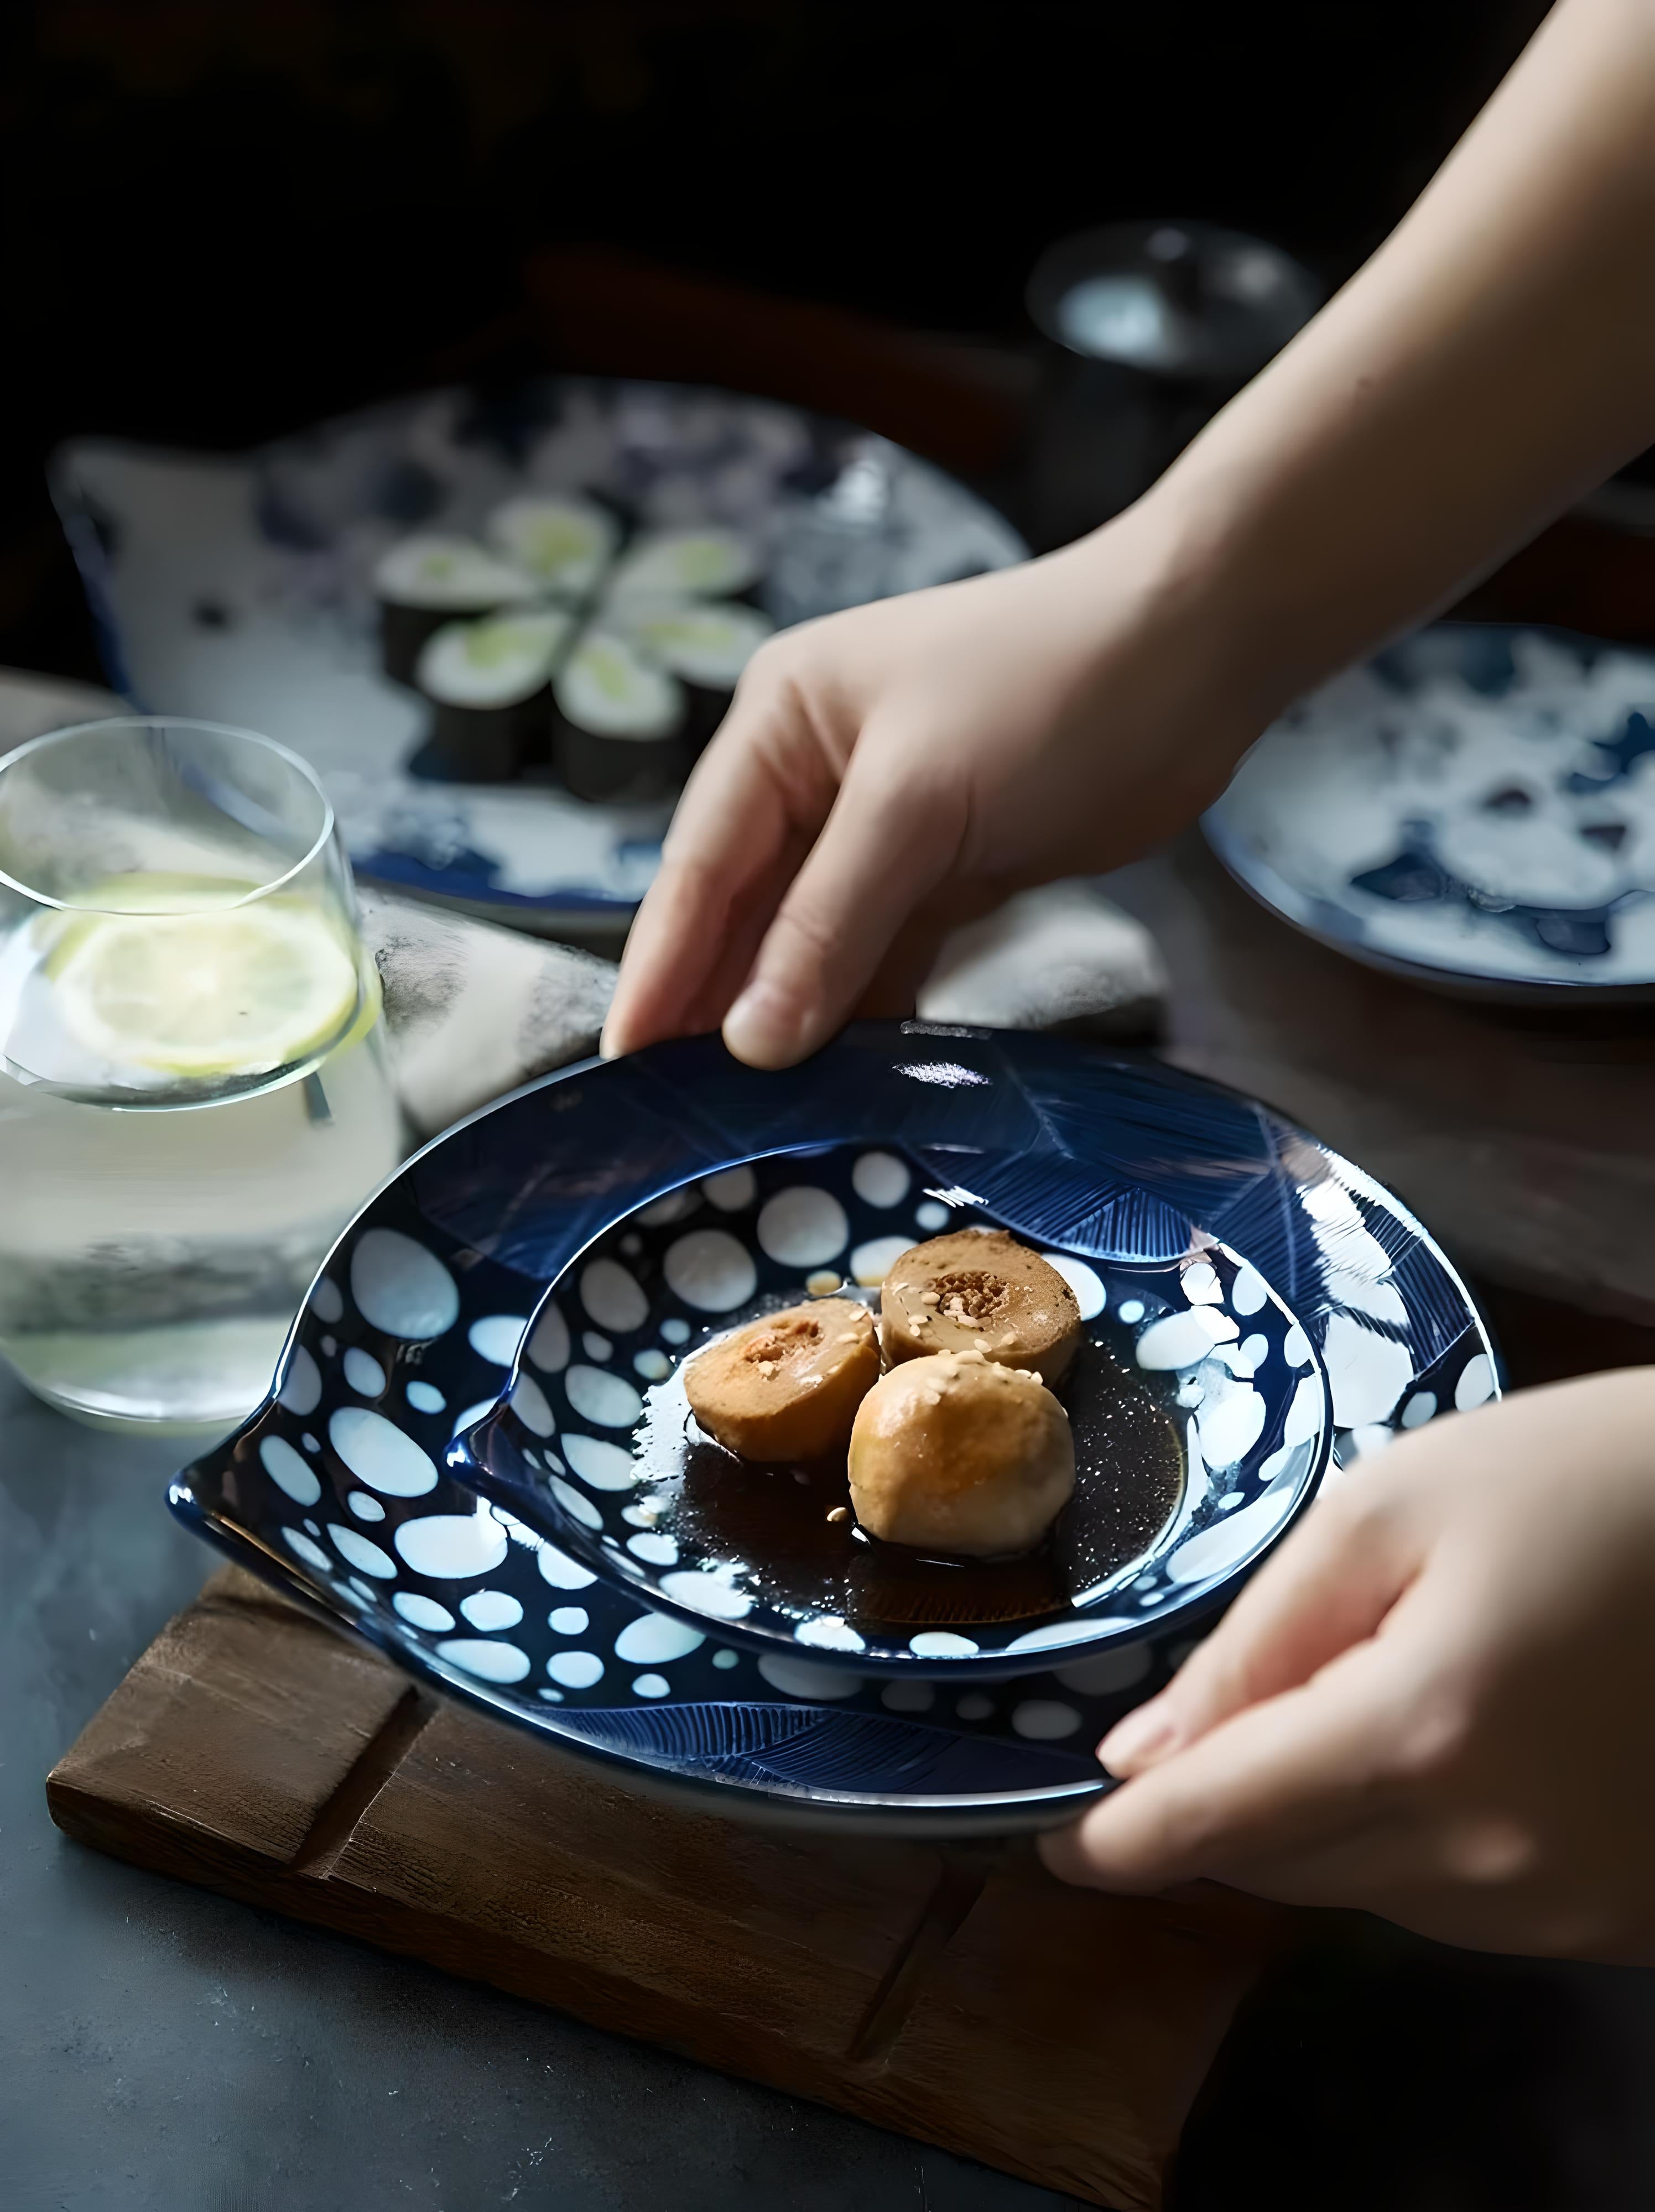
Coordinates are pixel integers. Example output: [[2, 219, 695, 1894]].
[[1203, 618, 1655, 1000]]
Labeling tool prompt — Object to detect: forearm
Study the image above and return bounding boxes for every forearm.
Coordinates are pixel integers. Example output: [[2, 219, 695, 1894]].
[[1119, 0, 1655, 716]]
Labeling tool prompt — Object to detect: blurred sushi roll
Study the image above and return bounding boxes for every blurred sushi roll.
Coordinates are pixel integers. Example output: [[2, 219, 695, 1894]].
[[486, 495, 622, 606], [606, 526, 763, 606], [410, 607, 574, 784], [374, 535, 538, 687], [603, 594, 774, 752], [552, 629, 691, 803]]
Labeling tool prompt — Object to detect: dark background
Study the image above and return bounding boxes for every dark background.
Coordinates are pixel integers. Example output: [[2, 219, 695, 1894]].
[[9, 10, 1655, 2210], [4, 0, 1550, 680]]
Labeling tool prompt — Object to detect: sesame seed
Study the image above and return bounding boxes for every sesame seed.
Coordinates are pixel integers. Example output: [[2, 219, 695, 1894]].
[[826, 1506, 849, 1524]]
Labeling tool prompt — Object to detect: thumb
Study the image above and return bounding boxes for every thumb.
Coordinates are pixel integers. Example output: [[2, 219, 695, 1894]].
[[722, 737, 968, 1067], [1098, 1482, 1425, 1777]]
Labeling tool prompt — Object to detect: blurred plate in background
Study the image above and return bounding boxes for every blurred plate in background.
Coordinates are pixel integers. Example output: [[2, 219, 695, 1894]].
[[1204, 623, 1655, 1000], [53, 380, 1026, 938]]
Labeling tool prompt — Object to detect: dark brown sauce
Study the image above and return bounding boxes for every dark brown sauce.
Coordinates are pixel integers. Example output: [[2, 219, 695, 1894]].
[[629, 1324, 1185, 1634]]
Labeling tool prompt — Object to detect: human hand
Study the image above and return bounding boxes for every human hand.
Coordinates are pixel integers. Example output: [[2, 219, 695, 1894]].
[[606, 0, 1655, 1074], [1039, 1369, 1655, 1963], [600, 507, 1264, 1067]]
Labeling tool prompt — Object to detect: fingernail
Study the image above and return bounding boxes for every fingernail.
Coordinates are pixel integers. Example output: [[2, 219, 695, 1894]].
[[724, 979, 804, 1067], [1099, 1702, 1176, 1776]]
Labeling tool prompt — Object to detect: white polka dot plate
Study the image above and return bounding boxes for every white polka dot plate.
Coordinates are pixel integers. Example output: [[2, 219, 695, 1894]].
[[473, 1156, 1321, 1677], [171, 1025, 1499, 1835], [1204, 623, 1655, 999]]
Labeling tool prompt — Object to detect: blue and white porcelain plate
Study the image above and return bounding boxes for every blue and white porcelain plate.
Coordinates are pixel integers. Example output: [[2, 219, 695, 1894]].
[[171, 1026, 1498, 1835], [1205, 623, 1655, 998], [51, 380, 1026, 934], [467, 1157, 1329, 1677]]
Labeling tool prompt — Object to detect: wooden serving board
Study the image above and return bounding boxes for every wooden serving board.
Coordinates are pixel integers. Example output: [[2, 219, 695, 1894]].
[[47, 1565, 1283, 2212]]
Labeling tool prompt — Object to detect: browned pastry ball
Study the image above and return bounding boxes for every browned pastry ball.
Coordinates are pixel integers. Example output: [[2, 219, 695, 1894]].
[[879, 1228, 1082, 1385], [847, 1349, 1075, 1556], [684, 1299, 878, 1461]]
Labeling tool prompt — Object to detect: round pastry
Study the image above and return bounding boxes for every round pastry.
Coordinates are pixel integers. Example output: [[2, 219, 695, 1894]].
[[879, 1229, 1082, 1385], [847, 1350, 1075, 1557], [685, 1300, 878, 1462]]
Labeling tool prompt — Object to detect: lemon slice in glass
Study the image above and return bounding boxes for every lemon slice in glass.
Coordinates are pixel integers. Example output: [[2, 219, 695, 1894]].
[[50, 897, 361, 1077]]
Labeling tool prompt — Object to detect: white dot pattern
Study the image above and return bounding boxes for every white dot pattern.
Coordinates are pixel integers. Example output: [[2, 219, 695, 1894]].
[[329, 1525, 397, 1579], [219, 1109, 1489, 1819], [343, 1346, 386, 1398], [468, 1313, 528, 1365], [261, 1434, 320, 1506], [279, 1345, 322, 1417], [662, 1229, 756, 1312], [437, 1638, 530, 1684], [329, 1406, 438, 1498], [351, 1229, 460, 1340]]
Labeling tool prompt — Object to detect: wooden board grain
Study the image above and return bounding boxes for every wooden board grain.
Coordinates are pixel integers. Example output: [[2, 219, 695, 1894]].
[[47, 1566, 1284, 2212]]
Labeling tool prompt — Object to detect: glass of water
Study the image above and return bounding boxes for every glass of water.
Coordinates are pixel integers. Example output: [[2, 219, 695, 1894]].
[[0, 718, 405, 1435]]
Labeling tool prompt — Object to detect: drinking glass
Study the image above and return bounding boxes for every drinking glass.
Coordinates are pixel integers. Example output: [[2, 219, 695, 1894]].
[[0, 718, 405, 1434]]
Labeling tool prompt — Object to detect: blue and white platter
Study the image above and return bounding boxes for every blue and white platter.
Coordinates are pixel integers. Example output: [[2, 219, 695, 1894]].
[[171, 1026, 1498, 1836], [51, 379, 1025, 935], [1205, 623, 1655, 999]]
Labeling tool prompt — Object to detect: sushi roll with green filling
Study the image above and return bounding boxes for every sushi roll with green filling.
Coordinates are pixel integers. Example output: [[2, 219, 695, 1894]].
[[605, 594, 774, 751], [486, 495, 621, 604], [606, 526, 762, 605], [552, 630, 690, 804], [410, 607, 573, 784], [374, 534, 537, 687]]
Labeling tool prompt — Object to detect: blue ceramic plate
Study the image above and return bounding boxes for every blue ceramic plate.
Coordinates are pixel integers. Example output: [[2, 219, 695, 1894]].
[[465, 1152, 1328, 1678], [171, 1026, 1499, 1834], [1205, 623, 1655, 1000], [51, 380, 1025, 935]]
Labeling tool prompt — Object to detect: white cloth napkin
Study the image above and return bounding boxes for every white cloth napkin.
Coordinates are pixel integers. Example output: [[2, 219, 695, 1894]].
[[360, 891, 617, 1139], [366, 879, 1165, 1140], [917, 880, 1166, 1038]]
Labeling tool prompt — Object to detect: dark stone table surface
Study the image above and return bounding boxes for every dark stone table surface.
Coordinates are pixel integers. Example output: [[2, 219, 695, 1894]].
[[8, 1361, 1655, 2212], [2, 1367, 1078, 2212]]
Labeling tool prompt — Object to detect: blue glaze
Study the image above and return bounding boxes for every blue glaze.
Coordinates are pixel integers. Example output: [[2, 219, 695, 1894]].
[[171, 1026, 1498, 1834], [469, 1144, 1321, 1673], [1205, 621, 1655, 998]]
